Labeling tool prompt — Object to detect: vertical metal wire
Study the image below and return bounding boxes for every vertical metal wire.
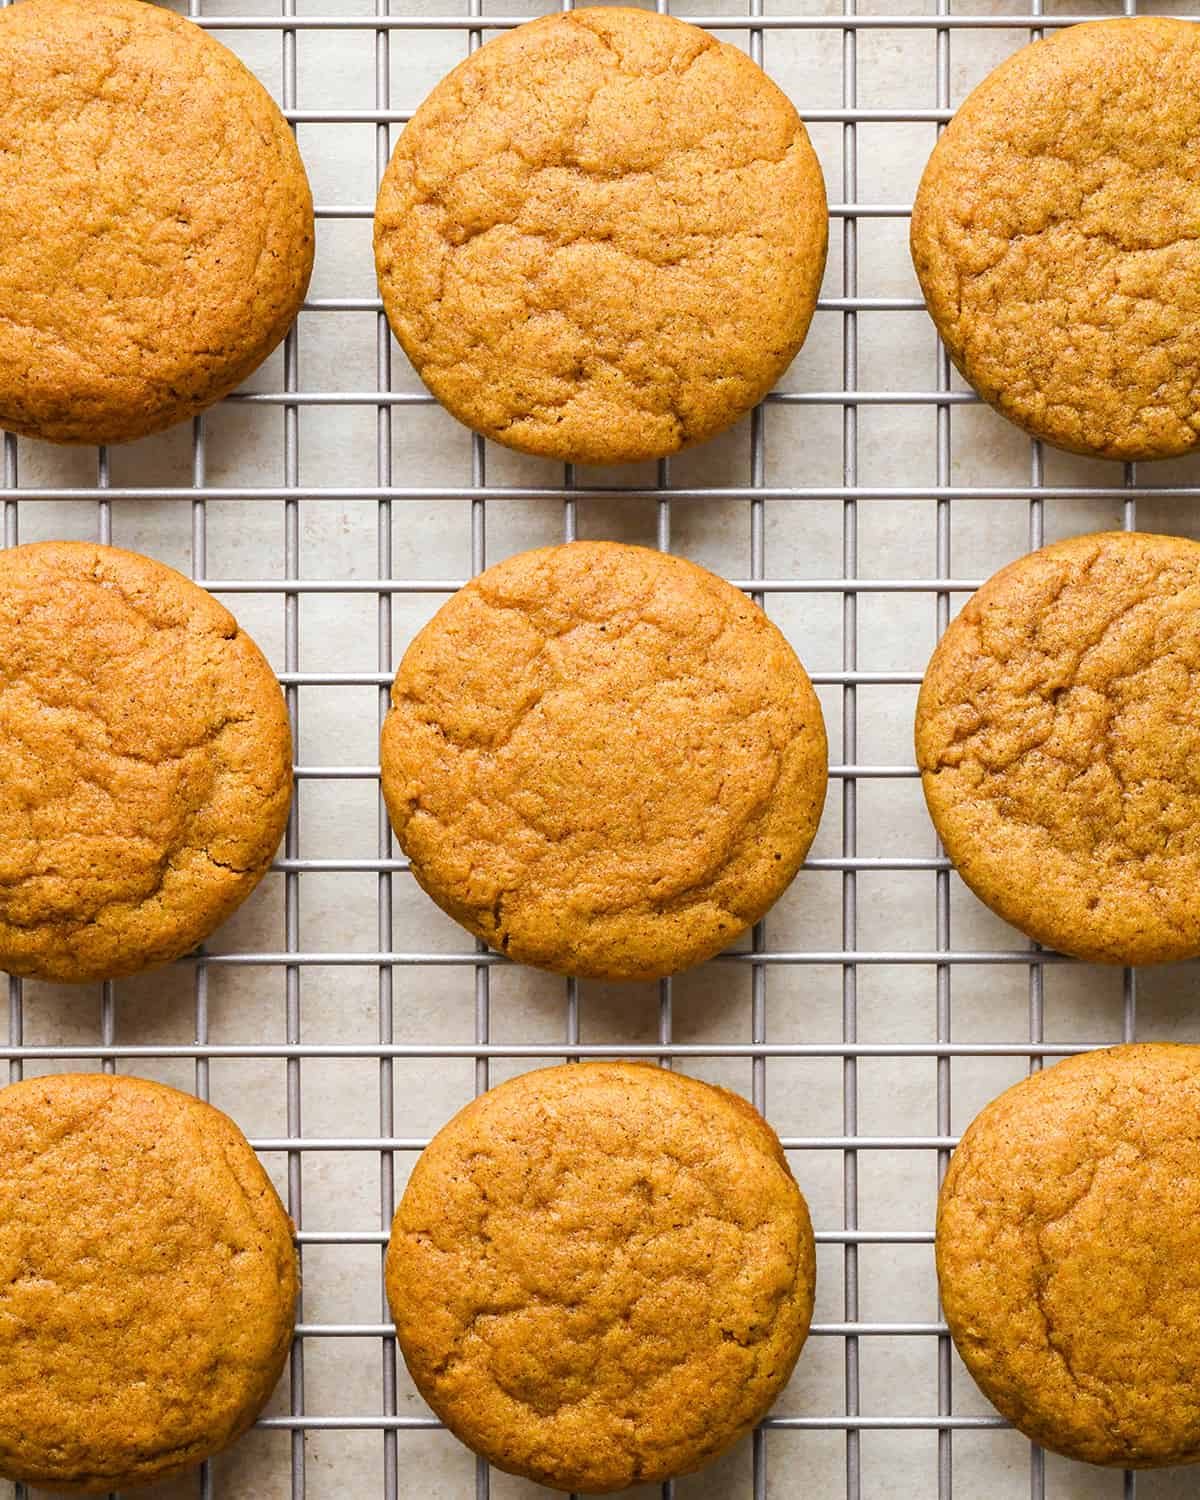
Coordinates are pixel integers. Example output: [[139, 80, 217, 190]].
[[1023, 12, 1046, 1496], [464, 22, 489, 1131], [375, 4, 399, 1497], [191, 414, 211, 1114], [280, 4, 305, 1496], [0, 41, 16, 1294], [3, 436, 19, 1500], [839, 0, 861, 1494], [933, 2, 952, 1494], [652, 0, 674, 1119], [469, 452, 492, 1500], [1121, 479, 1137, 1045], [190, 407, 215, 1500], [96, 455, 119, 1500], [459, 10, 493, 1498], [0, 0, 27, 1407], [745, 9, 771, 1500], [745, 17, 772, 1495], [1, 436, 18, 1500], [650, 104, 676, 1499], [181, 17, 214, 1495], [561, 470, 580, 1066], [747, 412, 769, 1500], [470, 428, 490, 1112], [656, 474, 673, 1081], [1025, 467, 1047, 1500], [96, 449, 118, 1086], [748, 0, 768, 1128], [1121, 394, 1138, 1500], [3, 432, 19, 1162], [187, 0, 210, 1118]]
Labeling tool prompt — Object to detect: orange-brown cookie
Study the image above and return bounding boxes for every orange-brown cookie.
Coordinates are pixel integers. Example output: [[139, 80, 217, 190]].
[[939, 1043, 1200, 1467], [0, 1072, 297, 1492], [911, 18, 1200, 460], [0, 541, 292, 982], [381, 540, 828, 980], [0, 0, 313, 445], [374, 7, 827, 464], [916, 530, 1200, 964], [387, 1062, 815, 1492]]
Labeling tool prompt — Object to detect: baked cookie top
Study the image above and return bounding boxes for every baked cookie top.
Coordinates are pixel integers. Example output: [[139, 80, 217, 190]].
[[0, 1072, 297, 1492], [939, 1043, 1200, 1467], [374, 6, 827, 464], [916, 530, 1200, 964], [0, 541, 292, 982], [911, 17, 1200, 461], [381, 540, 828, 980], [387, 1062, 815, 1492], [0, 0, 313, 445]]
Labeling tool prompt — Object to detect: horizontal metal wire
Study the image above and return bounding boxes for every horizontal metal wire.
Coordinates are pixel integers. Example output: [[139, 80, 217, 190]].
[[0, 1042, 1104, 1060], [248, 1414, 1011, 1431], [276, 669, 924, 685], [202, 577, 982, 594], [310, 203, 915, 220], [269, 855, 953, 873], [291, 106, 952, 124], [290, 1228, 937, 1246], [291, 1320, 950, 1338], [248, 1134, 960, 1151], [164, 946, 1072, 966], [191, 11, 1157, 28], [302, 300, 930, 316], [7, 483, 1181, 501], [232, 383, 965, 400], [289, 762, 920, 778]]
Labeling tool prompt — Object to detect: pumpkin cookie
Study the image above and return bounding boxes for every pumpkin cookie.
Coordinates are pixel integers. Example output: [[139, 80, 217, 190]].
[[0, 0, 313, 445], [381, 540, 828, 980], [911, 18, 1200, 460], [939, 1043, 1200, 1467], [0, 541, 292, 982], [374, 6, 827, 464], [916, 530, 1200, 964], [387, 1062, 815, 1492], [0, 1072, 297, 1492]]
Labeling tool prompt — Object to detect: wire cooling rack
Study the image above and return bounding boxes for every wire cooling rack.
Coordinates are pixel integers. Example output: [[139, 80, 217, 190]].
[[4, 0, 1200, 1497]]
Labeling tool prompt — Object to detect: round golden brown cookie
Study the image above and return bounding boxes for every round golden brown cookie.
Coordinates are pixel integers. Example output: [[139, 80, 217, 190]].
[[0, 540, 292, 982], [388, 1062, 814, 1492], [381, 540, 828, 980], [374, 7, 827, 465], [915, 530, 1200, 965], [939, 1043, 1200, 1467], [0, 1072, 297, 1492], [911, 18, 1200, 461], [0, 0, 313, 445]]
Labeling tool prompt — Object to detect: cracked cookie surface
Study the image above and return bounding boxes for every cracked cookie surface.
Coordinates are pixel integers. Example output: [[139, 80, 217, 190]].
[[387, 1062, 814, 1492], [373, 6, 827, 465], [0, 0, 313, 445], [0, 541, 292, 982], [380, 540, 828, 980], [911, 17, 1200, 460], [939, 1044, 1200, 1467], [916, 530, 1200, 964], [0, 1072, 297, 1492]]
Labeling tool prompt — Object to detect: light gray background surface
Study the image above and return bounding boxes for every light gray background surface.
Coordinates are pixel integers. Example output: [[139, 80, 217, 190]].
[[3, 0, 1200, 1495]]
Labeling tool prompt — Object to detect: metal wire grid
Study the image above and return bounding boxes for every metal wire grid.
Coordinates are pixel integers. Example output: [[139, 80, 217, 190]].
[[0, 0, 1181, 1496]]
